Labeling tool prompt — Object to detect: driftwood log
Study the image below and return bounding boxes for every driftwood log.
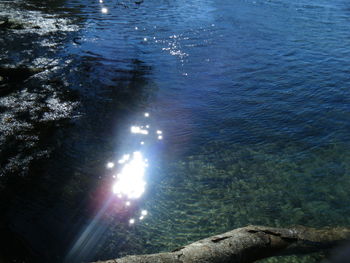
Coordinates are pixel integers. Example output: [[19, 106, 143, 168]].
[[94, 225, 350, 263]]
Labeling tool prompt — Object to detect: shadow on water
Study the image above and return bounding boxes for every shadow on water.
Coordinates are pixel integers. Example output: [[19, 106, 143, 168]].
[[1, 55, 155, 259], [0, 1, 156, 262], [0, 58, 155, 263]]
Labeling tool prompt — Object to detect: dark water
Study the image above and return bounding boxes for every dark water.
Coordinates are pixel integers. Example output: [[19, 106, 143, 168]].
[[1, 0, 350, 262]]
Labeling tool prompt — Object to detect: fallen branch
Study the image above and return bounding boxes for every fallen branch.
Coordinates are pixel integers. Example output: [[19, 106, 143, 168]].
[[93, 225, 350, 263]]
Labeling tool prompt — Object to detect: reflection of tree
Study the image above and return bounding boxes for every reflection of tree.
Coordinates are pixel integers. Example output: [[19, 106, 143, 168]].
[[73, 56, 155, 135]]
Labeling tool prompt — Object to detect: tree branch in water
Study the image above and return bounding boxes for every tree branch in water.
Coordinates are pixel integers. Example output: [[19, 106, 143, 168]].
[[93, 225, 350, 263]]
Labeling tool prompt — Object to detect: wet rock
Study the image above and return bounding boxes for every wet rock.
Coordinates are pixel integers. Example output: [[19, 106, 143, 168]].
[[0, 66, 45, 96], [0, 84, 12, 97], [0, 66, 45, 83], [0, 18, 25, 30]]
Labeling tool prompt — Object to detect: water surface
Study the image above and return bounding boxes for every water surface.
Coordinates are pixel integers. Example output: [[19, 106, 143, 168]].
[[0, 0, 350, 262]]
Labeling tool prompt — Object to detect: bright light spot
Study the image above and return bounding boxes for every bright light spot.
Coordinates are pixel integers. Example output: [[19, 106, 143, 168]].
[[99, 0, 103, 3], [118, 154, 130, 164], [112, 175, 116, 178], [131, 126, 149, 135], [106, 162, 115, 169], [146, 125, 150, 128], [129, 218, 135, 224], [158, 135, 163, 140], [135, 26, 138, 30], [140, 141, 145, 145], [156, 130, 162, 134], [139, 216, 144, 220], [144, 112, 150, 117], [126, 201, 131, 206], [141, 210, 148, 216], [131, 126, 140, 133], [101, 7, 108, 13], [143, 37, 148, 42], [112, 151, 147, 199]]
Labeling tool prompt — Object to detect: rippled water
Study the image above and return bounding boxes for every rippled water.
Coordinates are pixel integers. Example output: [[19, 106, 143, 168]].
[[1, 0, 350, 262]]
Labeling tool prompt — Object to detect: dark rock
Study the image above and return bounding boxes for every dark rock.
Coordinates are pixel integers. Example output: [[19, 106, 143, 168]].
[[0, 66, 45, 96], [0, 84, 13, 96], [0, 66, 45, 83], [0, 18, 25, 30]]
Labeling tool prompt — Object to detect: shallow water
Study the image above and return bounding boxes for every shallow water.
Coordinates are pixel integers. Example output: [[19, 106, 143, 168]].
[[0, 0, 350, 262]]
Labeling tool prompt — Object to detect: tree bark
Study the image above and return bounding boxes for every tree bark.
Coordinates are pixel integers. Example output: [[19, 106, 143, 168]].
[[93, 225, 350, 263]]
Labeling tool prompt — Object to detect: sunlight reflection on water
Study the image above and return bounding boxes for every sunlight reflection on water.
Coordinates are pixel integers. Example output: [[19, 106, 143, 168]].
[[112, 151, 147, 199], [106, 112, 162, 224]]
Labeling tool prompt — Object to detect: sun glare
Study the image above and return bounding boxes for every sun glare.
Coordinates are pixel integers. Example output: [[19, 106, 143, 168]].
[[112, 151, 147, 199], [105, 112, 163, 224]]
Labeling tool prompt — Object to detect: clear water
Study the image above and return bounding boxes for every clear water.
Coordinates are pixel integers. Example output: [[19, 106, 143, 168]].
[[0, 0, 350, 262]]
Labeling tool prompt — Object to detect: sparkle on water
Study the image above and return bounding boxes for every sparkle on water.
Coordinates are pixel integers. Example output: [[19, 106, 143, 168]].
[[141, 210, 148, 216], [131, 126, 149, 135], [106, 162, 114, 169], [118, 154, 130, 164], [112, 151, 147, 199], [106, 113, 162, 224]]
